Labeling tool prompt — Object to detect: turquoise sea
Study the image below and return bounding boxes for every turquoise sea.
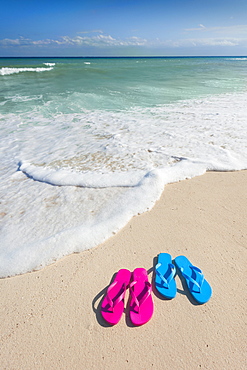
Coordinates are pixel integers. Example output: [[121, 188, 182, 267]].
[[1, 57, 247, 277], [1, 57, 247, 111]]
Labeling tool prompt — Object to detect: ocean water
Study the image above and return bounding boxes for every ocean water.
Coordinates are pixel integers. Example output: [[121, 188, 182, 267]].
[[1, 56, 247, 278]]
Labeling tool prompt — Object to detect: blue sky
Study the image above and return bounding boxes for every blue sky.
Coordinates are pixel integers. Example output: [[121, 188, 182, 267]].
[[1, 0, 247, 56]]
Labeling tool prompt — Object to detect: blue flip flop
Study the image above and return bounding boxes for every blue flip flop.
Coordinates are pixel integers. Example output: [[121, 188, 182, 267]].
[[174, 255, 212, 304], [155, 253, 176, 299]]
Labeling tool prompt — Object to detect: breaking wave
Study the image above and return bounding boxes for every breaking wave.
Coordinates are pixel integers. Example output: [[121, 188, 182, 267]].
[[0, 66, 54, 76]]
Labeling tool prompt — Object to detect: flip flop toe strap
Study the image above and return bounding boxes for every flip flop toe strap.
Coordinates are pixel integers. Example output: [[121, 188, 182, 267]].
[[106, 281, 127, 312], [181, 265, 205, 292], [156, 262, 176, 288], [130, 280, 152, 313]]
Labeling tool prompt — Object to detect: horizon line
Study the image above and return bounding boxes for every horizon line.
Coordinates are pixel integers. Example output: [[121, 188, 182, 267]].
[[1, 55, 247, 59]]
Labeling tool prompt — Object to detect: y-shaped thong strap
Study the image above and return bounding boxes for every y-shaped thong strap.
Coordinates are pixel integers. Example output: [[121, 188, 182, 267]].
[[106, 281, 127, 312], [130, 280, 152, 313], [155, 262, 176, 288], [181, 265, 205, 292]]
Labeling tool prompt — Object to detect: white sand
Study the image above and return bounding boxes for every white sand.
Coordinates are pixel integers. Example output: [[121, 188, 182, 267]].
[[1, 171, 246, 369]]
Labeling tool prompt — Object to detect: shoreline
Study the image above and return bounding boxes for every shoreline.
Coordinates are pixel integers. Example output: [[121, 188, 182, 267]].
[[1, 170, 246, 369]]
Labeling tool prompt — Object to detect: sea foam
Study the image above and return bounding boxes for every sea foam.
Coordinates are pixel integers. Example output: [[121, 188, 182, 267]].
[[0, 57, 247, 278], [0, 161, 206, 277]]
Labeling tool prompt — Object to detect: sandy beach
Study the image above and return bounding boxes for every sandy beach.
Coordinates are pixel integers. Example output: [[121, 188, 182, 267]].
[[1, 170, 246, 369]]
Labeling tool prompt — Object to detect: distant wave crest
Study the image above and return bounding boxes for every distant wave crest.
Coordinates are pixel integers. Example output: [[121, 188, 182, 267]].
[[0, 67, 54, 76], [226, 57, 247, 61], [43, 62, 56, 66]]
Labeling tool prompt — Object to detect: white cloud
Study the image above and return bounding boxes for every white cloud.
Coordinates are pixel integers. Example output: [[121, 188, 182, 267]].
[[0, 32, 246, 51], [0, 36, 33, 46], [0, 34, 148, 48], [66, 34, 148, 47]]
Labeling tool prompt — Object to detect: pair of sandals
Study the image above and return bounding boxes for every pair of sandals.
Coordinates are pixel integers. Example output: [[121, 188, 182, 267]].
[[101, 253, 212, 326], [101, 268, 154, 326], [155, 253, 212, 303]]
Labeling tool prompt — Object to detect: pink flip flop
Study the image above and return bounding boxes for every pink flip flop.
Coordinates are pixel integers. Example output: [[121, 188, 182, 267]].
[[129, 268, 154, 326], [101, 269, 131, 325]]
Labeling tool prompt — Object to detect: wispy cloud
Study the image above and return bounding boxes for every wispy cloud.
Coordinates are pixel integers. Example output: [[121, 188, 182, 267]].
[[182, 38, 240, 47], [156, 37, 241, 48], [184, 24, 247, 35], [185, 24, 206, 31], [77, 30, 103, 34]]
